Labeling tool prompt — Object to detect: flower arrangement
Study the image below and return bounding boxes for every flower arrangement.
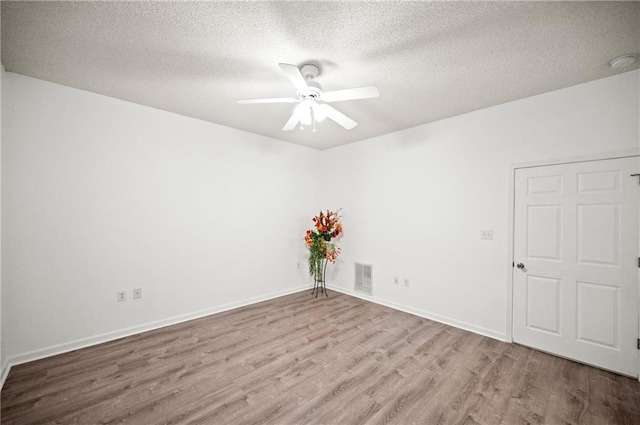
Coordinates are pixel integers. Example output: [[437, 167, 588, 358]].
[[304, 209, 343, 280]]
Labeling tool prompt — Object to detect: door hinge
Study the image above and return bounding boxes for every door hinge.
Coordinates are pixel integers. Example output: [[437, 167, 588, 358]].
[[638, 257, 640, 268], [637, 338, 640, 350]]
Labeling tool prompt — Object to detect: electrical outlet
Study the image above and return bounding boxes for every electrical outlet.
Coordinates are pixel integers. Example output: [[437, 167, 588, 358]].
[[394, 276, 399, 285], [133, 288, 142, 300], [117, 291, 126, 302], [404, 278, 410, 287], [480, 229, 494, 240]]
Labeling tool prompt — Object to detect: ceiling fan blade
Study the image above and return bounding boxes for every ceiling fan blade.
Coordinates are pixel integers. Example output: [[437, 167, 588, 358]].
[[279, 63, 308, 93], [282, 111, 300, 131], [320, 104, 357, 130], [321, 86, 379, 103], [236, 97, 299, 104]]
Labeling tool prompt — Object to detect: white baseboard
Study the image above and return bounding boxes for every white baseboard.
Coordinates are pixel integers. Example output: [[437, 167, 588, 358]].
[[1, 284, 311, 390], [328, 285, 507, 342], [0, 358, 10, 390]]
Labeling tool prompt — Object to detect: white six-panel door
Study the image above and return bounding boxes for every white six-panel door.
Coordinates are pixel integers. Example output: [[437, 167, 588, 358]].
[[513, 157, 639, 377]]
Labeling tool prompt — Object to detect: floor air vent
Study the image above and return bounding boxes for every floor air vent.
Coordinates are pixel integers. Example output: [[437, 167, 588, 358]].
[[355, 263, 373, 296]]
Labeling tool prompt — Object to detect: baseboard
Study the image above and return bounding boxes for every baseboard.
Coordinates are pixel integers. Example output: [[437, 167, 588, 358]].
[[0, 358, 10, 390], [328, 285, 507, 342], [4, 284, 312, 377]]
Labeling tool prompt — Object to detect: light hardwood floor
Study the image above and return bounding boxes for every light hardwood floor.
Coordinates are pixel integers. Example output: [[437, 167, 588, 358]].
[[2, 290, 639, 424]]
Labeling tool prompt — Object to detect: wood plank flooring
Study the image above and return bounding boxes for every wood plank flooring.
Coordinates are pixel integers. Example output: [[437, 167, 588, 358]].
[[2, 290, 639, 424]]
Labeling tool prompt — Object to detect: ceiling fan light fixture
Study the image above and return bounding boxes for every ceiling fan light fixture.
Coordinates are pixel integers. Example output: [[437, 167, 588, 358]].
[[294, 101, 313, 126], [301, 113, 312, 127], [313, 104, 328, 122]]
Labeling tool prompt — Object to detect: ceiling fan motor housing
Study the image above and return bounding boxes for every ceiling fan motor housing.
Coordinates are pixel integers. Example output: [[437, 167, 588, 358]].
[[303, 84, 322, 99]]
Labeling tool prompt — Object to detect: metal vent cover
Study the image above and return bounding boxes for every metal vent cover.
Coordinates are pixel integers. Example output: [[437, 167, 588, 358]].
[[355, 263, 373, 296]]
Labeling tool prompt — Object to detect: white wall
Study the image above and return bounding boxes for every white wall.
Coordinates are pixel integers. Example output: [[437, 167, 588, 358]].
[[2, 73, 318, 362], [322, 70, 640, 340]]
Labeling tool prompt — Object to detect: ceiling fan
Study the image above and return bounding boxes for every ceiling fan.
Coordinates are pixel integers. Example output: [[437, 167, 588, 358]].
[[236, 63, 379, 132]]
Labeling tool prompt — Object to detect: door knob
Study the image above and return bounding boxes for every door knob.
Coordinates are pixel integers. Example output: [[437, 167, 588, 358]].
[[516, 263, 525, 269]]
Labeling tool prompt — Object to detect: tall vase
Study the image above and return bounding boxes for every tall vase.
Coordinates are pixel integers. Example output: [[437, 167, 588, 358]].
[[311, 257, 328, 298]]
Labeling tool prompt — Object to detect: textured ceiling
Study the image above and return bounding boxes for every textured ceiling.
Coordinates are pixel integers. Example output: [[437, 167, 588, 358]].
[[2, 1, 639, 150]]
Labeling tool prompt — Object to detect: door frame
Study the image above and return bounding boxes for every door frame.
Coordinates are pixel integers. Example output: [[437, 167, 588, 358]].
[[505, 149, 640, 359]]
